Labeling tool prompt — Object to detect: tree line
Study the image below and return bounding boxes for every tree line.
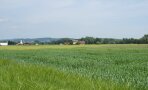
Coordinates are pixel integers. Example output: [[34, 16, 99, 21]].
[[7, 34, 148, 45], [50, 34, 148, 44], [80, 34, 148, 44]]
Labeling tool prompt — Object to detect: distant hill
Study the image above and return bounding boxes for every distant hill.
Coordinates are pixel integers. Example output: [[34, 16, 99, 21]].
[[0, 38, 59, 43]]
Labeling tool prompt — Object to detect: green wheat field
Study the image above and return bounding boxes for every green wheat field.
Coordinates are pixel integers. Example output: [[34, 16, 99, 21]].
[[0, 44, 148, 90]]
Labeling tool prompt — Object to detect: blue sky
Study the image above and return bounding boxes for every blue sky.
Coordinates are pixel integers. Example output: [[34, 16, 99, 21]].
[[0, 0, 148, 39]]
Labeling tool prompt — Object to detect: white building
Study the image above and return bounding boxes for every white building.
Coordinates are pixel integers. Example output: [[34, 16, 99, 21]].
[[0, 42, 8, 46], [20, 40, 23, 44], [17, 40, 24, 45], [72, 40, 79, 45]]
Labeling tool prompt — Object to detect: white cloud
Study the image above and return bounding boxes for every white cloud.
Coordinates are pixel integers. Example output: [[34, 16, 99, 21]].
[[11, 25, 19, 29], [44, 0, 75, 8], [24, 0, 148, 24], [0, 17, 8, 23], [0, 0, 30, 9], [0, 0, 148, 39], [0, 0, 74, 9]]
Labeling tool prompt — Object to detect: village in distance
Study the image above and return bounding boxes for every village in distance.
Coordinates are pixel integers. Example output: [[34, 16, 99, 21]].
[[0, 34, 148, 46]]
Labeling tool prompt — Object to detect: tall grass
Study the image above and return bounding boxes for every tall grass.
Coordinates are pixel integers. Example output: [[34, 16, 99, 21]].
[[0, 44, 148, 90]]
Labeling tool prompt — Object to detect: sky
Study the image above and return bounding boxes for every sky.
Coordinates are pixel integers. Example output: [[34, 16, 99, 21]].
[[0, 0, 148, 39]]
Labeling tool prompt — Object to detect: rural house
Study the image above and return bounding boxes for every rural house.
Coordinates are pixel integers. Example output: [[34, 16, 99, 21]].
[[78, 41, 85, 45], [72, 40, 79, 45], [0, 41, 8, 46], [72, 40, 85, 45]]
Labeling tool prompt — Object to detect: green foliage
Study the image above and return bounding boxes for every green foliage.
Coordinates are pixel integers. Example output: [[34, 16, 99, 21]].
[[0, 45, 148, 90], [8, 41, 17, 45], [54, 38, 73, 45], [141, 34, 148, 44], [51, 34, 148, 44], [81, 37, 96, 44], [0, 59, 131, 90]]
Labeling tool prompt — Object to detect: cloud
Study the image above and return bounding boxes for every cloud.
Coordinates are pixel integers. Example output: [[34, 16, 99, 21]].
[[1, 0, 148, 25], [24, 0, 148, 24], [10, 25, 19, 29], [0, 0, 74, 9], [0, 0, 148, 39], [0, 0, 30, 9], [0, 17, 8, 23]]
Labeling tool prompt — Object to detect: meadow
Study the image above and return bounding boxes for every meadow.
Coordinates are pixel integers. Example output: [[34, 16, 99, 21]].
[[0, 44, 148, 90]]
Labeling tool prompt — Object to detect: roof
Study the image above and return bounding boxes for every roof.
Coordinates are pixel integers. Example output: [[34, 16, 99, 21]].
[[0, 41, 8, 43]]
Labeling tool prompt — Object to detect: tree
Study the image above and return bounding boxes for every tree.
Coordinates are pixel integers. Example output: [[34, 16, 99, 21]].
[[34, 40, 41, 44], [95, 38, 102, 44], [80, 37, 96, 44], [8, 41, 17, 45], [141, 34, 148, 44], [55, 38, 73, 45]]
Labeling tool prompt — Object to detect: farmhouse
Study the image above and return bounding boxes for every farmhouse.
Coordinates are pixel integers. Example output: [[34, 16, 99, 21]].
[[72, 40, 85, 45], [0, 42, 8, 46], [17, 40, 24, 45], [78, 41, 85, 44], [72, 40, 79, 45], [17, 40, 33, 45]]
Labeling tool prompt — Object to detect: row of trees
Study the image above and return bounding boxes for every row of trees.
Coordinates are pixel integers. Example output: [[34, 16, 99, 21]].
[[80, 34, 148, 44], [49, 34, 148, 44], [80, 37, 119, 44], [6, 34, 148, 45]]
